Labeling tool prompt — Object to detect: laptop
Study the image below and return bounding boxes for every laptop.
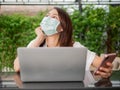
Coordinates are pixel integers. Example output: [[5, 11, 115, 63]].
[[17, 47, 87, 82]]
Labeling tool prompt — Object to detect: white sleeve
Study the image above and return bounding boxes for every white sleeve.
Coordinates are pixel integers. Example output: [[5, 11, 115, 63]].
[[86, 50, 96, 70], [27, 39, 36, 48], [73, 42, 96, 70]]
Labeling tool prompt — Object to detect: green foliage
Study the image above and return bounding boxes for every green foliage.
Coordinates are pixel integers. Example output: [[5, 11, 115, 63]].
[[71, 5, 120, 56], [0, 11, 46, 71], [105, 6, 120, 54], [0, 6, 120, 71]]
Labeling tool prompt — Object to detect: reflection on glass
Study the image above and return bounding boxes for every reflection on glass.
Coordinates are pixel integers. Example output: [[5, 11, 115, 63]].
[[94, 78, 112, 87]]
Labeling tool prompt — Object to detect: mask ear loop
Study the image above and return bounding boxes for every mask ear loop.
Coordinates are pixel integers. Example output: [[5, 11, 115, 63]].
[[41, 30, 47, 37]]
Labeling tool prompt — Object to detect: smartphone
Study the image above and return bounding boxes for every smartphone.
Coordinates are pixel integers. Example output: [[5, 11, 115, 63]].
[[94, 53, 117, 75]]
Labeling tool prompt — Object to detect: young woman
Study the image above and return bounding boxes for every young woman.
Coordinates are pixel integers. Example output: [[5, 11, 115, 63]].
[[14, 7, 113, 78]]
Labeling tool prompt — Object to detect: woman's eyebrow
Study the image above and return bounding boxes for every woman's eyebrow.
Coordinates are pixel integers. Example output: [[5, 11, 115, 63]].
[[53, 14, 58, 16], [47, 13, 58, 16]]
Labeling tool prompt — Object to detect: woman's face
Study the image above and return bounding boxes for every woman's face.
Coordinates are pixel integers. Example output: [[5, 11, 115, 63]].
[[46, 9, 63, 33]]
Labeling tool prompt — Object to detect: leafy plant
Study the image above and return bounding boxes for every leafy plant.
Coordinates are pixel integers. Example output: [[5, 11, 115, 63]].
[[0, 6, 120, 71], [71, 5, 120, 56], [0, 11, 47, 71]]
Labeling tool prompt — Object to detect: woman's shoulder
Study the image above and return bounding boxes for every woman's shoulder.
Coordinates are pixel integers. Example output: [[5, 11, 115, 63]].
[[73, 41, 85, 48]]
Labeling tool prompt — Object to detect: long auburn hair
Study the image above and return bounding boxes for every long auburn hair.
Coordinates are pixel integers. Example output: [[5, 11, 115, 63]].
[[40, 7, 74, 47], [54, 7, 73, 46]]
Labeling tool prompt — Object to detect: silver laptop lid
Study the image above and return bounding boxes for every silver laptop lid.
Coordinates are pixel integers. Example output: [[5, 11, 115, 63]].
[[17, 47, 87, 82]]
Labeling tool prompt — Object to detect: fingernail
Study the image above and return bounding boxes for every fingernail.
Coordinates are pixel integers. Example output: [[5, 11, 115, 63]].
[[100, 67, 102, 70]]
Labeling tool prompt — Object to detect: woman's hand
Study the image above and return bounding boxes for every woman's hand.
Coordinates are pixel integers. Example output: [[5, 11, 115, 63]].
[[27, 27, 46, 47], [26, 27, 45, 48], [95, 62, 113, 78], [35, 27, 45, 38]]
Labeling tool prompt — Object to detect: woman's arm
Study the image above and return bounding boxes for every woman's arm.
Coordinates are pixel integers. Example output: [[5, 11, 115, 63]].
[[73, 42, 113, 78], [13, 27, 45, 72], [14, 57, 20, 72]]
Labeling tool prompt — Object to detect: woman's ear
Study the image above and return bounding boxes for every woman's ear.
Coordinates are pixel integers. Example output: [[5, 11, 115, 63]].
[[60, 29, 63, 32], [57, 24, 63, 32]]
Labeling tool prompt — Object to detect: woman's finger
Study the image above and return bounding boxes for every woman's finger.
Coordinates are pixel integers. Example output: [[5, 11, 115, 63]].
[[96, 70, 112, 78]]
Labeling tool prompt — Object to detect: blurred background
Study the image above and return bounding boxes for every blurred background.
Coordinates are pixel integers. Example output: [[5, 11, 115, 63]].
[[0, 0, 120, 71]]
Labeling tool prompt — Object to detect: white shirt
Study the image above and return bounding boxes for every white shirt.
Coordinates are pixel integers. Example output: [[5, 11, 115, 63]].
[[27, 40, 96, 70], [73, 42, 96, 70]]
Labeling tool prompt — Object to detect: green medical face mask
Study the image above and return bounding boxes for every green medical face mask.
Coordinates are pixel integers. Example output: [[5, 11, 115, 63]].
[[40, 16, 60, 36]]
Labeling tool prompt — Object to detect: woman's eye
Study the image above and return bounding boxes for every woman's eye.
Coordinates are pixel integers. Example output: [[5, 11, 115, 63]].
[[52, 16, 56, 18], [53, 16, 58, 19]]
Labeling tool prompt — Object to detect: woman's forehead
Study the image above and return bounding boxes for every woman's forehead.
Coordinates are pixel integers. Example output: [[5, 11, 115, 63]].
[[48, 9, 58, 15]]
